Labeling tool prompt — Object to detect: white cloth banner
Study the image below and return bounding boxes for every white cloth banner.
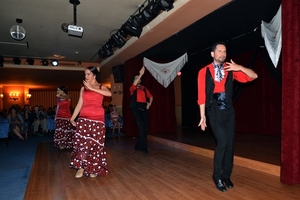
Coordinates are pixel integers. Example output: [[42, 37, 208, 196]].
[[143, 53, 188, 88], [261, 5, 282, 68]]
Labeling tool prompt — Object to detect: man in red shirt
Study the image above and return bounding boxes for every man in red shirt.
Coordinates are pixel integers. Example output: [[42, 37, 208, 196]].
[[197, 42, 258, 192], [130, 66, 153, 154]]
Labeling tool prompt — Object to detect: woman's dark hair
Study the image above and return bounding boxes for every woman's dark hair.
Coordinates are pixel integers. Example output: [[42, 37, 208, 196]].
[[58, 85, 68, 94], [211, 41, 226, 52], [8, 106, 17, 113], [86, 66, 100, 82]]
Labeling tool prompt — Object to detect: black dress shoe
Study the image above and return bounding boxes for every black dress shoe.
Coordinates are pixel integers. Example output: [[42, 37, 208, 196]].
[[222, 178, 234, 189], [143, 150, 148, 154], [214, 179, 227, 192]]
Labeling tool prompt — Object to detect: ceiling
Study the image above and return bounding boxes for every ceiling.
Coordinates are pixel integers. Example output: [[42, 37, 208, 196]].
[[0, 0, 281, 91]]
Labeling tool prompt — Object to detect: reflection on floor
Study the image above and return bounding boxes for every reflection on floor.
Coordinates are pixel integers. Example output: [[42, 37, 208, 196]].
[[149, 126, 280, 166]]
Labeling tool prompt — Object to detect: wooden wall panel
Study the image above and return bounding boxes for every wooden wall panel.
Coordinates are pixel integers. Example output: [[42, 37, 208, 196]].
[[28, 90, 111, 110], [29, 91, 80, 110]]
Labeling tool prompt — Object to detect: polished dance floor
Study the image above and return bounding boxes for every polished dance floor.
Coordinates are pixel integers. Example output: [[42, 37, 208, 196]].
[[149, 126, 281, 166], [23, 127, 299, 200]]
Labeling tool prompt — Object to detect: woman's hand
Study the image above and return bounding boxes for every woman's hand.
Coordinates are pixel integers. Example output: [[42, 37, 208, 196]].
[[70, 119, 76, 127], [83, 80, 94, 91]]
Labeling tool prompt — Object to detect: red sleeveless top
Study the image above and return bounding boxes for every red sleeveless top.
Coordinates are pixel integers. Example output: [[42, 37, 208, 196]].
[[79, 85, 105, 122], [56, 98, 71, 118]]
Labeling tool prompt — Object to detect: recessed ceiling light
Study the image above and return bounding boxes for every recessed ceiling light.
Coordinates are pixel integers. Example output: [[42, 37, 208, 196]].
[[51, 60, 59, 66]]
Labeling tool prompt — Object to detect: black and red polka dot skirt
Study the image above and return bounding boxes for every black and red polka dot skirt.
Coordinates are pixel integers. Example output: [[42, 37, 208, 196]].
[[69, 118, 108, 177], [54, 118, 75, 149]]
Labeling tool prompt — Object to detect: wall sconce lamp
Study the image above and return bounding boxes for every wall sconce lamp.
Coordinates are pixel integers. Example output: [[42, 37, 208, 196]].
[[26, 93, 31, 100], [112, 85, 123, 94], [9, 93, 19, 101], [0, 94, 3, 100]]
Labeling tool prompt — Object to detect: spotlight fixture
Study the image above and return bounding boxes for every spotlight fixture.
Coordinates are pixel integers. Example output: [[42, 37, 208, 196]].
[[102, 42, 114, 57], [41, 59, 49, 66], [158, 0, 174, 11], [13, 57, 21, 65], [51, 60, 59, 66], [26, 58, 34, 65], [10, 18, 26, 41], [92, 0, 174, 63], [121, 16, 143, 38], [111, 31, 126, 48], [0, 94, 3, 99], [119, 29, 129, 38], [98, 48, 108, 59], [134, 2, 162, 27], [0, 55, 3, 67], [147, 1, 162, 16], [131, 14, 146, 28]]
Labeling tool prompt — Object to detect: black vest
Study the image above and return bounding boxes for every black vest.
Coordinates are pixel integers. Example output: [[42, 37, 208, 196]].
[[205, 67, 233, 110]]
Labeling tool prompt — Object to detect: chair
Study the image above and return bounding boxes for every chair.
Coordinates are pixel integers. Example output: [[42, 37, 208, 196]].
[[46, 118, 56, 136], [0, 118, 10, 147]]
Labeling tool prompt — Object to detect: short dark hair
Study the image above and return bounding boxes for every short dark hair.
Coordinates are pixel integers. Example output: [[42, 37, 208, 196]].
[[211, 41, 226, 52]]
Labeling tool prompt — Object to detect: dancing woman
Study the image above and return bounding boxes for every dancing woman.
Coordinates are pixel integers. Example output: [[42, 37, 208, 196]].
[[70, 66, 112, 178], [54, 86, 75, 150]]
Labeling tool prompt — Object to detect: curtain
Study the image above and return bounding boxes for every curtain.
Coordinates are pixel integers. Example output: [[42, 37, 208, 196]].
[[258, 48, 282, 85], [122, 57, 177, 137], [233, 50, 281, 136], [232, 48, 259, 102], [280, 1, 300, 185]]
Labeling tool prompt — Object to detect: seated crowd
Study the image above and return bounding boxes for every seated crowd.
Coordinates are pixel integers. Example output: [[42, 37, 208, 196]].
[[0, 103, 124, 141], [0, 104, 57, 140]]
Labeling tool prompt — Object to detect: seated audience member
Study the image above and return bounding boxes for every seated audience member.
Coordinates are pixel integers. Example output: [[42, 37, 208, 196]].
[[47, 106, 56, 119], [32, 105, 48, 136], [107, 104, 113, 113], [22, 104, 33, 130], [110, 105, 121, 135], [12, 104, 22, 114], [7, 106, 27, 140]]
